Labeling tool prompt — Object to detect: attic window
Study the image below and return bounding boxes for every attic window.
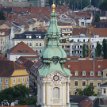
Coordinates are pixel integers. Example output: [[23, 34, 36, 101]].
[[26, 35, 32, 39], [39, 36, 41, 38], [90, 71, 94, 76], [82, 71, 86, 76]]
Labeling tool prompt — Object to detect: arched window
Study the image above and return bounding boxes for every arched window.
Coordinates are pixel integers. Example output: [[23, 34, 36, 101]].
[[90, 71, 94, 76], [53, 87, 60, 99], [82, 71, 86, 76]]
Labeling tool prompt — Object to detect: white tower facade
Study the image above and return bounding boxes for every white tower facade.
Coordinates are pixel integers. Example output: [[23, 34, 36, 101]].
[[37, 3, 71, 107]]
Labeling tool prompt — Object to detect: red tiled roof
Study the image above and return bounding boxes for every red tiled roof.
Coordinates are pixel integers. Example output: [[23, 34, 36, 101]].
[[72, 28, 87, 35], [9, 42, 36, 54], [16, 56, 34, 71], [0, 29, 10, 37], [80, 98, 92, 107], [91, 28, 107, 37], [0, 60, 25, 77], [65, 59, 107, 77], [72, 27, 107, 37]]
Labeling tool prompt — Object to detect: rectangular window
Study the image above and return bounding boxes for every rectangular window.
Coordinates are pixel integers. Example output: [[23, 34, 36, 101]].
[[98, 83, 101, 87], [82, 81, 86, 86], [5, 79, 8, 84], [103, 88, 106, 94], [90, 83, 93, 86], [75, 81, 78, 86], [13, 78, 16, 84]]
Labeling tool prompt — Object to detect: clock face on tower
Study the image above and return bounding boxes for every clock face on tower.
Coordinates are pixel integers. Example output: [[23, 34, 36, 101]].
[[53, 75, 59, 81]]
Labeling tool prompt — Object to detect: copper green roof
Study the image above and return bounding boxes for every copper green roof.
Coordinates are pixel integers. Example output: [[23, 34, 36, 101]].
[[38, 3, 71, 77], [42, 46, 67, 59], [39, 62, 71, 76], [47, 12, 61, 37]]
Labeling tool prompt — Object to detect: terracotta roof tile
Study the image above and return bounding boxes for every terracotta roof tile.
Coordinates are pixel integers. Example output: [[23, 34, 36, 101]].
[[72, 28, 107, 37], [65, 59, 107, 77], [91, 28, 107, 37], [0, 60, 25, 77], [9, 42, 36, 54]]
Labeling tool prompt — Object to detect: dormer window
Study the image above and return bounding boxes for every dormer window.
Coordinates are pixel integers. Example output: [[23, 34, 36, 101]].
[[98, 71, 101, 76], [82, 71, 86, 76], [90, 71, 94, 76], [39, 36, 41, 38], [75, 71, 78, 76], [26, 35, 32, 39]]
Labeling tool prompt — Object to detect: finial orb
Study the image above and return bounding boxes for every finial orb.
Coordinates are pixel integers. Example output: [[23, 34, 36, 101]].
[[52, 3, 56, 12]]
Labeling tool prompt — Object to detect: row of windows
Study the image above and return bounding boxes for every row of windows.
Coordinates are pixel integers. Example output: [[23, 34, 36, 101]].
[[12, 77, 29, 84], [72, 45, 94, 49], [27, 42, 42, 47], [74, 81, 101, 87], [0, 79, 8, 84], [71, 70, 102, 77]]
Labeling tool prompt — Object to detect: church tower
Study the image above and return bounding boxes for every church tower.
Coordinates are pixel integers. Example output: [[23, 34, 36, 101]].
[[37, 3, 71, 107]]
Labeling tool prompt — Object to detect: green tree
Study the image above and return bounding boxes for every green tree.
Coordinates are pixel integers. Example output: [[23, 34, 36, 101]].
[[94, 14, 100, 23], [69, 0, 90, 10], [0, 85, 29, 103], [77, 85, 96, 96], [0, 11, 6, 20], [99, 0, 107, 11], [95, 42, 102, 57], [91, 0, 102, 7], [102, 39, 107, 59], [83, 85, 95, 96], [82, 44, 89, 58], [76, 89, 83, 95]]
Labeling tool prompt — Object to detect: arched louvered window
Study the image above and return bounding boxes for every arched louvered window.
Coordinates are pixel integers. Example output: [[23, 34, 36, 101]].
[[53, 87, 60, 99]]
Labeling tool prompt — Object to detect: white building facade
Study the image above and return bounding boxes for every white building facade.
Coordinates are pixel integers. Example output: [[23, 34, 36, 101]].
[[69, 35, 107, 57]]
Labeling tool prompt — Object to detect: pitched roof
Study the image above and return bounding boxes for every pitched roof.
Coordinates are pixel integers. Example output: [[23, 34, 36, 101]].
[[72, 27, 107, 37], [65, 59, 107, 78], [9, 42, 36, 54], [91, 28, 107, 37], [0, 60, 25, 77]]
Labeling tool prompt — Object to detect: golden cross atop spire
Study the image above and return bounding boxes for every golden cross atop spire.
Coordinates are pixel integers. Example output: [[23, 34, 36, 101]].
[[52, 2, 56, 12]]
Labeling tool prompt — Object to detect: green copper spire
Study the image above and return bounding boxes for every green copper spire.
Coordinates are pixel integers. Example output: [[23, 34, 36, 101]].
[[39, 3, 71, 77], [47, 3, 61, 38]]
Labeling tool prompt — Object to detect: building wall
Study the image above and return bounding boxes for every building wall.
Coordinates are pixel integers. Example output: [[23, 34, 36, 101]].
[[69, 36, 106, 57], [70, 78, 102, 95], [0, 77, 9, 91], [13, 39, 45, 53], [7, 54, 36, 61], [10, 69, 29, 87], [0, 69, 29, 91], [0, 34, 9, 54]]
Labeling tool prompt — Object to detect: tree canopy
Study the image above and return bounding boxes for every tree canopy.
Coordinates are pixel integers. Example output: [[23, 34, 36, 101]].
[[76, 85, 96, 96], [102, 39, 107, 59], [100, 0, 107, 11], [0, 85, 36, 105], [0, 11, 6, 20], [95, 42, 102, 57]]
